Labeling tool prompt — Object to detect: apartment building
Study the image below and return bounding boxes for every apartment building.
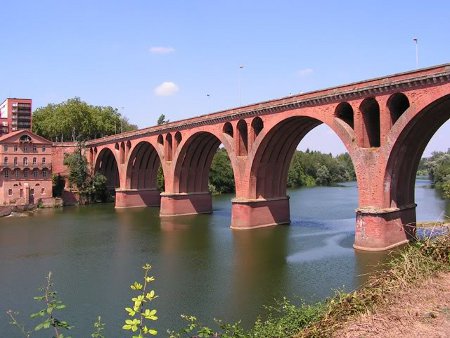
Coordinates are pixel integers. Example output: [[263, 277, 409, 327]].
[[0, 98, 32, 136]]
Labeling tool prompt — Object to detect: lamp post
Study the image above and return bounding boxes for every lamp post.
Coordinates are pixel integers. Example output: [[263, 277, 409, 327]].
[[206, 94, 211, 112], [413, 38, 419, 69], [238, 65, 244, 106]]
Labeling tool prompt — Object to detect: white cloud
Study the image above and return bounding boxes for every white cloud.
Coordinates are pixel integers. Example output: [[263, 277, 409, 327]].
[[150, 46, 175, 54], [297, 68, 314, 77], [154, 82, 179, 96]]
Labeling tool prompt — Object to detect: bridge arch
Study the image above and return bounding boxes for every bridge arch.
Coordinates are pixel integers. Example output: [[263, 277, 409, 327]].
[[359, 97, 380, 148], [94, 148, 119, 189], [387, 92, 410, 127], [335, 102, 354, 129], [250, 116, 327, 199], [125, 141, 161, 190], [173, 131, 233, 193], [384, 94, 450, 209]]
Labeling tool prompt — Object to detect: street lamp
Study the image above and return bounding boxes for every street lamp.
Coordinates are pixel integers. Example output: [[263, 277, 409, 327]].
[[238, 65, 244, 106], [413, 38, 419, 69]]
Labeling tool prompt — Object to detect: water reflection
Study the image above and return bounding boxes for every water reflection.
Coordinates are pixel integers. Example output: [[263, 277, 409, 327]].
[[0, 180, 447, 336], [229, 226, 288, 325]]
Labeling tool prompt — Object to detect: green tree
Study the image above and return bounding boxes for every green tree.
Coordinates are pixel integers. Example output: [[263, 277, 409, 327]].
[[32, 98, 137, 141], [157, 114, 169, 125], [63, 142, 109, 203], [52, 174, 65, 197], [417, 150, 450, 200], [64, 143, 89, 190], [209, 148, 235, 194], [315, 165, 331, 185]]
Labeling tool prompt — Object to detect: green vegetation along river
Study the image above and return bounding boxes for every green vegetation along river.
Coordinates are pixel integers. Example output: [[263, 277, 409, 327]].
[[0, 179, 448, 336]]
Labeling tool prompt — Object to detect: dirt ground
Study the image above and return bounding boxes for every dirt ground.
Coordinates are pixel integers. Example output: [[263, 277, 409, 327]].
[[334, 272, 450, 338]]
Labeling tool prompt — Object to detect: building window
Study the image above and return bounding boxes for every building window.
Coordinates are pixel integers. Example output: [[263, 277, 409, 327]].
[[30, 188, 34, 195], [24, 146, 28, 152], [42, 157, 46, 164], [41, 187, 45, 194], [14, 169, 19, 178], [14, 145, 17, 152], [33, 169, 38, 178], [8, 189, 12, 196], [42, 169, 48, 178], [33, 145, 37, 152], [3, 157, 8, 165], [4, 169, 9, 178], [23, 157, 28, 166], [14, 157, 17, 166], [23, 169, 28, 178], [42, 146, 46, 152], [33, 157, 37, 165], [3, 145, 7, 151]]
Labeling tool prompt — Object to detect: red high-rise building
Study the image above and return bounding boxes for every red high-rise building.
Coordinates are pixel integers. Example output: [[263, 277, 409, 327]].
[[0, 98, 32, 135]]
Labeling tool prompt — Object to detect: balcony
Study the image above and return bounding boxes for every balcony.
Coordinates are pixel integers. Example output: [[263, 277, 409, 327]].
[[1, 163, 52, 170]]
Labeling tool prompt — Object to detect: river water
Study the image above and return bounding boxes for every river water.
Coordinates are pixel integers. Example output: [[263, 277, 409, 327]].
[[0, 179, 448, 336]]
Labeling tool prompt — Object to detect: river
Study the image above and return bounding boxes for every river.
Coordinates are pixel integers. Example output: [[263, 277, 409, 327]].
[[0, 179, 448, 336]]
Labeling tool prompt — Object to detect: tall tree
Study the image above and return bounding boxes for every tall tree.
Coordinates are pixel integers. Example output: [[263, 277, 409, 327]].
[[157, 114, 169, 125], [32, 97, 137, 141]]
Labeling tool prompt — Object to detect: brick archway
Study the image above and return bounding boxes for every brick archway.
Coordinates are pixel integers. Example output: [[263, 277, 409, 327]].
[[114, 140, 162, 208], [126, 141, 161, 190], [385, 94, 450, 209], [250, 116, 322, 199], [94, 148, 119, 190], [231, 115, 354, 229], [161, 130, 236, 216]]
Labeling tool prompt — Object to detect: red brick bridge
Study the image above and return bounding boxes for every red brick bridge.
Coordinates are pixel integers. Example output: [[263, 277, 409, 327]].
[[81, 64, 450, 251]]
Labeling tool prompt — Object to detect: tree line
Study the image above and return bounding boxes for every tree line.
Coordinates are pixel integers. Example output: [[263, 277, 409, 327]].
[[32, 97, 138, 141], [208, 148, 356, 194], [417, 150, 450, 199]]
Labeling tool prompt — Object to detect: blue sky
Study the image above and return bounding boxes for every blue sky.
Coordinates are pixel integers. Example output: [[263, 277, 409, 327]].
[[1, 1, 449, 155]]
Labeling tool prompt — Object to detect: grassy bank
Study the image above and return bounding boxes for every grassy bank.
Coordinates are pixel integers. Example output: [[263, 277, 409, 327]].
[[294, 229, 449, 337]]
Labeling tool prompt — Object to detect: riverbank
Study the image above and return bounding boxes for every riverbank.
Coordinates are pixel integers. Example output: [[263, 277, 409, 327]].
[[332, 272, 450, 337], [294, 228, 450, 337], [0, 198, 63, 217]]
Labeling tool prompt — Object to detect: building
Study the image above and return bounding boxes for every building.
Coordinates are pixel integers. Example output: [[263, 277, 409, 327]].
[[0, 130, 52, 206], [0, 98, 32, 136]]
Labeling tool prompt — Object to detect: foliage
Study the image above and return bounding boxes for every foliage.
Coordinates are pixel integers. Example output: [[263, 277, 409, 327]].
[[287, 150, 355, 188], [63, 142, 110, 203], [209, 148, 235, 194], [64, 142, 89, 190], [7, 272, 72, 338], [91, 316, 105, 338], [157, 166, 165, 192], [157, 114, 170, 125], [251, 298, 324, 337], [32, 97, 137, 141], [31, 272, 72, 336], [7, 264, 158, 337], [207, 148, 355, 195], [419, 150, 450, 199], [6, 310, 31, 338], [52, 174, 66, 197], [90, 173, 109, 202], [122, 264, 158, 337], [167, 315, 245, 338]]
